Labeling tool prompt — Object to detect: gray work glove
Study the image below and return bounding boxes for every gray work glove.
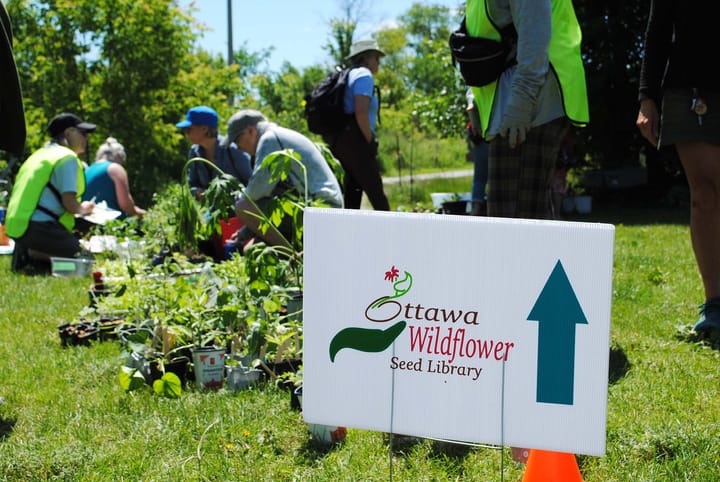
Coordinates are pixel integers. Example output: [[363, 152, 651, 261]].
[[499, 96, 533, 148]]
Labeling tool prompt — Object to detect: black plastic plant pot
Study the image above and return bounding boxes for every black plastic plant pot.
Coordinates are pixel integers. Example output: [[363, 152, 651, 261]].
[[75, 323, 100, 346], [146, 358, 189, 387], [57, 323, 76, 347], [441, 200, 468, 215], [98, 317, 124, 341]]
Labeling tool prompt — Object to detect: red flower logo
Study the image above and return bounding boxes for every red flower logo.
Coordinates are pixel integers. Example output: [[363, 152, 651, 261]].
[[384, 265, 399, 282]]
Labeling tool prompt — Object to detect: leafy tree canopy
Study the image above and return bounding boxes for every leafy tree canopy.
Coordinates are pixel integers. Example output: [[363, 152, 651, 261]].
[[3, 0, 671, 202]]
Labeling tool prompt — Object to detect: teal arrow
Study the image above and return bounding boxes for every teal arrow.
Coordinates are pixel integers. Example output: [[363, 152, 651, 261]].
[[527, 260, 588, 405]]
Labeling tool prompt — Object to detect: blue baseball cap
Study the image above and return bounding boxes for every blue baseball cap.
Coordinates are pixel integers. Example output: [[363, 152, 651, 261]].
[[175, 106, 218, 129]]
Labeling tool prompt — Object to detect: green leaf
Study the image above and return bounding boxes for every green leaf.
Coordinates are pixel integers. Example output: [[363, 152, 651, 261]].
[[119, 366, 146, 392], [115, 284, 127, 297], [262, 298, 281, 314], [153, 372, 182, 398]]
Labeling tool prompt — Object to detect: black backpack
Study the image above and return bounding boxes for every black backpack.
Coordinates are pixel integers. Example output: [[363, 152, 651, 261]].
[[449, 17, 516, 87], [304, 66, 350, 137]]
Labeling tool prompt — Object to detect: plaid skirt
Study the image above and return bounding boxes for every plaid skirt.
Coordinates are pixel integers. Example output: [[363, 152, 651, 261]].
[[487, 117, 569, 219]]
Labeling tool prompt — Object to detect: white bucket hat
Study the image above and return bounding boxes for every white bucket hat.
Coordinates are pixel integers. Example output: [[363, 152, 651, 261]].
[[347, 39, 386, 60]]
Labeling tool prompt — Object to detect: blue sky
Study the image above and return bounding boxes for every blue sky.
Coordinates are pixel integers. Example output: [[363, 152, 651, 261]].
[[183, 0, 462, 71]]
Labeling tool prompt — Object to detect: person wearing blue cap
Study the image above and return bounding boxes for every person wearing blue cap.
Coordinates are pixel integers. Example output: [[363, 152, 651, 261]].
[[176, 105, 252, 200]]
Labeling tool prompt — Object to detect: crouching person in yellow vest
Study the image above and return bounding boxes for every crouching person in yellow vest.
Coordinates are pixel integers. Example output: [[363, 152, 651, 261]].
[[466, 0, 589, 219], [5, 113, 97, 273]]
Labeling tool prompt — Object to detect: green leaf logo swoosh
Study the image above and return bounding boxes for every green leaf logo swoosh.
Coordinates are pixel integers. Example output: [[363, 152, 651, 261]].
[[329, 321, 407, 362]]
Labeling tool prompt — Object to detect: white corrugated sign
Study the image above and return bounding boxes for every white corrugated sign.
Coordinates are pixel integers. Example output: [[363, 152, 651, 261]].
[[302, 208, 614, 456]]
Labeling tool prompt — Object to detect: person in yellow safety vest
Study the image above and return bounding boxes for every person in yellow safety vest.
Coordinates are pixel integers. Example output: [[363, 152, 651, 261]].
[[466, 0, 589, 220], [5, 113, 97, 272]]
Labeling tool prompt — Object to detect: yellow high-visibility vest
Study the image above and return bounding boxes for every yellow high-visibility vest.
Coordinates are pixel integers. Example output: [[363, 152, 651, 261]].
[[467, 0, 589, 137], [5, 144, 85, 237]]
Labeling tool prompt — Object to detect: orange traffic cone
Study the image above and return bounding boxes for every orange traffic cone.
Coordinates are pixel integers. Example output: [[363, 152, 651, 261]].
[[521, 449, 583, 482]]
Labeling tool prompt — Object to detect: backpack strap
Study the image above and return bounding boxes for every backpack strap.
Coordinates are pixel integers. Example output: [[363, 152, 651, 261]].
[[35, 182, 63, 221], [374, 84, 382, 127], [457, 16, 517, 45]]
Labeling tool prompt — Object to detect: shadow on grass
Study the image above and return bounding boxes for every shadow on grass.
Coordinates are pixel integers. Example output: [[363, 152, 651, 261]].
[[675, 326, 720, 351], [296, 435, 347, 463], [608, 344, 631, 384], [382, 433, 424, 455], [429, 439, 473, 459], [565, 205, 688, 227], [561, 183, 691, 226], [0, 416, 16, 441]]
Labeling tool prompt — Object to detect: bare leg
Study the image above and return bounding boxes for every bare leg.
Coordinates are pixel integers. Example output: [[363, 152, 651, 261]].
[[676, 141, 720, 300]]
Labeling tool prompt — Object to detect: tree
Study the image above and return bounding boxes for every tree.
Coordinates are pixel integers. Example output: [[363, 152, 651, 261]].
[[399, 3, 455, 93], [6, 0, 672, 202], [574, 0, 649, 169], [394, 3, 466, 137], [325, 18, 356, 66], [323, 0, 374, 66], [9, 0, 91, 149], [254, 63, 313, 133], [7, 0, 247, 203], [373, 27, 410, 107]]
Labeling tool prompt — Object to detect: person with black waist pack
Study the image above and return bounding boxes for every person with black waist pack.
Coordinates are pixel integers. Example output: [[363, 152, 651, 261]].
[[328, 39, 390, 211], [636, 0, 720, 336], [5, 113, 97, 272], [465, 0, 590, 464], [466, 0, 589, 220]]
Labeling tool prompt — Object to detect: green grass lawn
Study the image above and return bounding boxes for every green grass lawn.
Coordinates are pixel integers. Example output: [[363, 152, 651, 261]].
[[0, 198, 719, 480]]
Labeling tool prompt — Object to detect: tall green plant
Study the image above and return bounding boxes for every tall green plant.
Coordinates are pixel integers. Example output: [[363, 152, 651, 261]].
[[241, 146, 343, 291], [176, 157, 237, 253]]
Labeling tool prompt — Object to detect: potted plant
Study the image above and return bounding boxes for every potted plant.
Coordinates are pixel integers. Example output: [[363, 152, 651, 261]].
[[236, 146, 341, 387], [146, 326, 192, 387], [118, 323, 190, 387], [224, 355, 262, 392], [175, 157, 222, 258], [190, 345, 225, 390], [117, 326, 186, 398], [278, 366, 304, 410], [57, 319, 99, 346], [441, 193, 468, 215], [175, 156, 245, 260], [565, 165, 597, 215]]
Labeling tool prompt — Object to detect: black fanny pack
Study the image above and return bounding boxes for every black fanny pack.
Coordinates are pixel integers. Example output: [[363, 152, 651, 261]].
[[449, 17, 517, 87]]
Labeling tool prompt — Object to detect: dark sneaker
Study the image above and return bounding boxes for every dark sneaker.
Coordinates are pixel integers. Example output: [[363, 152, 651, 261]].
[[11, 242, 29, 273], [693, 297, 720, 335]]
